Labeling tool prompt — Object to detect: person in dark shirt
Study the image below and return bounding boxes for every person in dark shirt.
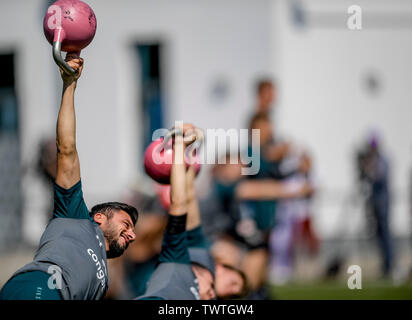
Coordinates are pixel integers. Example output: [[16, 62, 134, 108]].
[[0, 54, 138, 300], [205, 138, 313, 299], [357, 135, 393, 276], [138, 124, 216, 300]]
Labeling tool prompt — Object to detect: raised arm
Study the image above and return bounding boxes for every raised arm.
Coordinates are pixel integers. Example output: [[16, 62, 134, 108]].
[[156, 124, 195, 265], [55, 54, 84, 189], [169, 128, 187, 216], [169, 123, 197, 216]]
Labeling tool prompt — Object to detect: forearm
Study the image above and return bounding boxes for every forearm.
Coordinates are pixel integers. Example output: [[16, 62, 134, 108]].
[[169, 133, 187, 216], [55, 81, 80, 188], [57, 82, 77, 154], [236, 180, 308, 200], [162, 134, 189, 261]]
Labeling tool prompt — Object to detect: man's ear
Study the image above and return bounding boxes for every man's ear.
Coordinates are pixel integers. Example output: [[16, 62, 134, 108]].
[[191, 265, 199, 278], [93, 212, 107, 225]]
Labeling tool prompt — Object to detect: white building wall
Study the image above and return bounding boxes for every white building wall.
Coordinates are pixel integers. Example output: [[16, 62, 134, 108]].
[[272, 0, 412, 238]]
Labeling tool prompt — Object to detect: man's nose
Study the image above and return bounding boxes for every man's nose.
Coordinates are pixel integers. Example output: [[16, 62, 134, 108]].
[[127, 229, 136, 242]]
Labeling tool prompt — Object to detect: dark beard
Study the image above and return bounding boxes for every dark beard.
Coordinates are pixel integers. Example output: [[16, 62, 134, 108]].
[[104, 227, 129, 259], [106, 239, 125, 259]]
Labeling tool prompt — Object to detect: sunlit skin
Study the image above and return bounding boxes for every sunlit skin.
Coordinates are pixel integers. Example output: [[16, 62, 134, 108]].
[[93, 210, 136, 254], [215, 264, 244, 298]]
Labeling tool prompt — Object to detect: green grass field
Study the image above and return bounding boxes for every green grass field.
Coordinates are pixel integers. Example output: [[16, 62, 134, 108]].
[[271, 281, 412, 300]]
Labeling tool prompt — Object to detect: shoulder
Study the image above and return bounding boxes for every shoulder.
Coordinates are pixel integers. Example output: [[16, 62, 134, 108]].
[[45, 217, 98, 234]]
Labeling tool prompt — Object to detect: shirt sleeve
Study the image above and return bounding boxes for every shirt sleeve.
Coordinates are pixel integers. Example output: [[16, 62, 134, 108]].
[[53, 180, 90, 220], [187, 226, 209, 249], [158, 229, 191, 265]]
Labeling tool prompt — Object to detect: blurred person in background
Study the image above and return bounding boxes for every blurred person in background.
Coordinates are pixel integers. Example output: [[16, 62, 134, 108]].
[[37, 137, 57, 185], [206, 150, 314, 299], [269, 150, 318, 285], [357, 133, 393, 277], [240, 113, 309, 295], [36, 137, 58, 219], [240, 113, 281, 299], [248, 79, 318, 286]]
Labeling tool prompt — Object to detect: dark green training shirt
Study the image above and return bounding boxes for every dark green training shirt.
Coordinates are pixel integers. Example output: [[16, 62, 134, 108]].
[[128, 226, 211, 299], [137, 220, 200, 300], [187, 227, 215, 277]]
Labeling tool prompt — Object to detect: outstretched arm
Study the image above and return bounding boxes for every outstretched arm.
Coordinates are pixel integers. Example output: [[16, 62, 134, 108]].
[[235, 179, 314, 200], [169, 124, 197, 216], [157, 124, 196, 265], [55, 54, 84, 189]]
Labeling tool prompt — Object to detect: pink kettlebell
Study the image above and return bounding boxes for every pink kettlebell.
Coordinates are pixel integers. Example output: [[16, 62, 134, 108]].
[[156, 184, 171, 211], [43, 0, 97, 75], [144, 129, 202, 185]]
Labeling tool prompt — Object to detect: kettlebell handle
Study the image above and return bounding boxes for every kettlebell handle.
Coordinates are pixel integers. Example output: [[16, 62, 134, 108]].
[[53, 41, 78, 76], [160, 127, 204, 150], [159, 128, 183, 150]]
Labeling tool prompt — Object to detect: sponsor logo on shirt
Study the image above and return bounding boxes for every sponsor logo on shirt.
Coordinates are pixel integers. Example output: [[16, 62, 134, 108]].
[[87, 248, 107, 291]]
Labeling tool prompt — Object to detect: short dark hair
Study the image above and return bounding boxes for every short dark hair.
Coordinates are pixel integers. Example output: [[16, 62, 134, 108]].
[[219, 264, 249, 299], [90, 202, 138, 225], [256, 79, 274, 96]]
